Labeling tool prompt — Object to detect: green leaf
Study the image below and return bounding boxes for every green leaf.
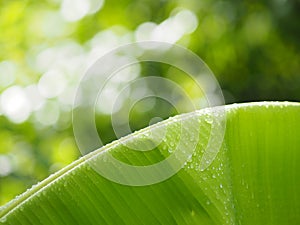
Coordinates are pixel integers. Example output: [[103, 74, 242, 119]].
[[1, 102, 300, 224]]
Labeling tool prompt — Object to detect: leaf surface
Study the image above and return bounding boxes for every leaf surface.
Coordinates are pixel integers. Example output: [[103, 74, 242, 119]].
[[1, 102, 299, 225]]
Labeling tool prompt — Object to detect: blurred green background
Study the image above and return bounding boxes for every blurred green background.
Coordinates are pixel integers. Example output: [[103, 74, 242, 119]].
[[0, 0, 299, 205]]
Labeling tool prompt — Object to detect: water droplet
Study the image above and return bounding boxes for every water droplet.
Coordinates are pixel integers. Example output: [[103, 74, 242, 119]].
[[241, 179, 245, 186], [206, 200, 211, 205], [212, 174, 216, 179], [101, 155, 108, 163], [0, 217, 7, 223], [205, 117, 213, 124], [219, 184, 223, 189]]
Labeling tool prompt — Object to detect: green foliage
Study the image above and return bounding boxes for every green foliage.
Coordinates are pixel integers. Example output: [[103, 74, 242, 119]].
[[0, 102, 299, 224], [0, 0, 300, 206]]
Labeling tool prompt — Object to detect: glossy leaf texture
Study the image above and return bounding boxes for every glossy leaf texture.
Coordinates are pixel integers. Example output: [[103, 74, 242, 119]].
[[0, 102, 299, 225]]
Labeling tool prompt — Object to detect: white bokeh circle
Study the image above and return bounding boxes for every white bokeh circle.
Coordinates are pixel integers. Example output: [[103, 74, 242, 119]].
[[110, 76, 195, 151], [73, 41, 226, 186]]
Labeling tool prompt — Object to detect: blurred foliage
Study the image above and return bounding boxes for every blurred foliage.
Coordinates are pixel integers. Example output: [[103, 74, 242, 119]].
[[0, 0, 299, 205]]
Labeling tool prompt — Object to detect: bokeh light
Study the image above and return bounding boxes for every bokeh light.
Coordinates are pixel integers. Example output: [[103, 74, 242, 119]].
[[0, 0, 299, 205]]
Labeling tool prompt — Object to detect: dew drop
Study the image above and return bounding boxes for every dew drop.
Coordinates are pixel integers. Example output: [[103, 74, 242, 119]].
[[241, 179, 245, 186], [0, 217, 7, 223], [191, 210, 195, 216], [219, 184, 223, 189], [206, 200, 211, 205], [189, 137, 195, 142], [206, 118, 213, 124]]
